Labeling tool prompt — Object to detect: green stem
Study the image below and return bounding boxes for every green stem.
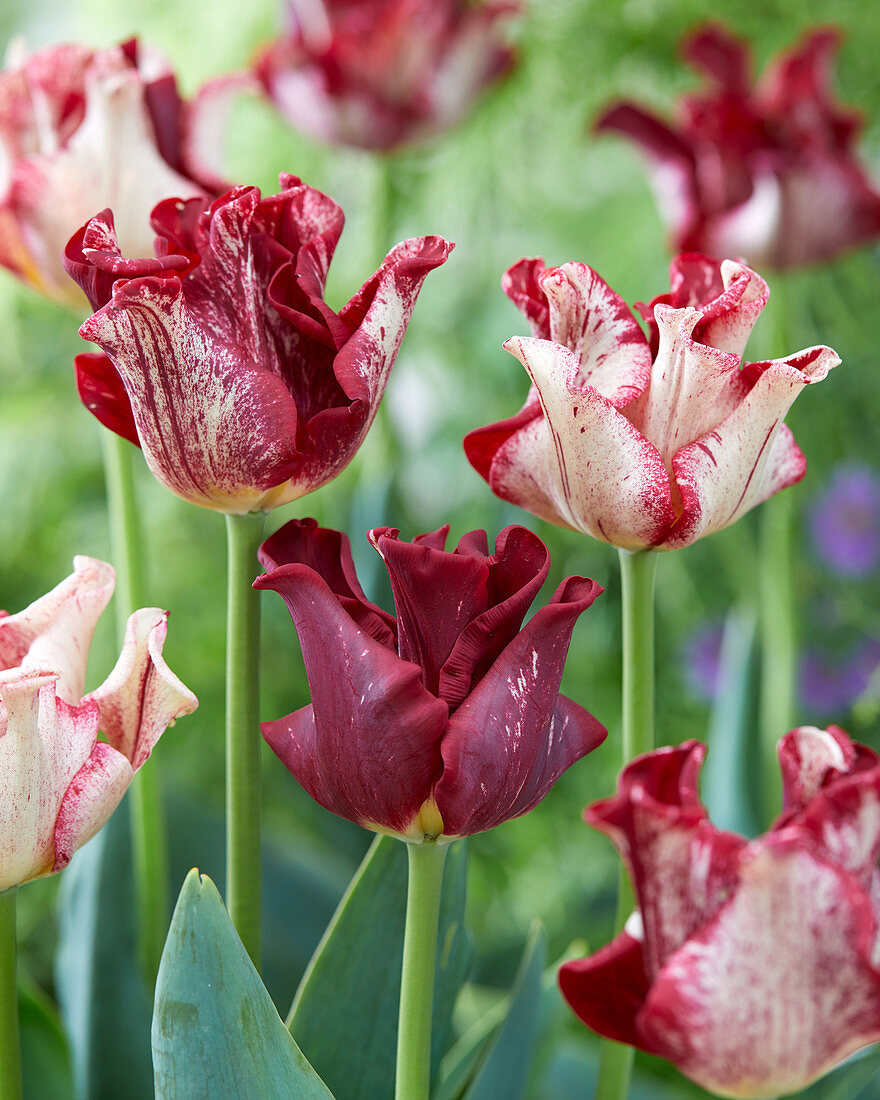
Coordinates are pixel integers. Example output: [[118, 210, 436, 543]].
[[0, 889, 22, 1100], [395, 842, 448, 1100], [758, 492, 794, 822], [100, 430, 168, 986], [225, 511, 267, 966], [595, 548, 658, 1100]]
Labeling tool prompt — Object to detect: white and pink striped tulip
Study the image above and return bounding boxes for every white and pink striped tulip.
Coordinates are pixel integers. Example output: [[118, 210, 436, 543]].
[[0, 556, 197, 890], [465, 253, 839, 551]]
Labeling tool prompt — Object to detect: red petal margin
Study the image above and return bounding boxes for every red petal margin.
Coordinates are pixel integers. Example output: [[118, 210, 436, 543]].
[[435, 576, 605, 837], [74, 353, 140, 448], [254, 564, 448, 836], [558, 926, 654, 1050]]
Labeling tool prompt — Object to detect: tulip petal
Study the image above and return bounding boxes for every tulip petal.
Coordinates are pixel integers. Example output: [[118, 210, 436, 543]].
[[86, 609, 198, 770], [0, 672, 98, 889], [777, 724, 872, 813], [539, 262, 652, 407], [52, 741, 133, 872], [255, 565, 448, 836], [74, 353, 140, 447], [502, 257, 551, 338], [0, 557, 114, 703], [180, 72, 258, 195], [435, 576, 606, 836], [558, 920, 653, 1050], [492, 337, 675, 550], [668, 344, 840, 548], [639, 839, 880, 1098]]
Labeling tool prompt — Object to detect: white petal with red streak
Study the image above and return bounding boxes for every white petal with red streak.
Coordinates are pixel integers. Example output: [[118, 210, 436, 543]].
[[52, 740, 133, 872]]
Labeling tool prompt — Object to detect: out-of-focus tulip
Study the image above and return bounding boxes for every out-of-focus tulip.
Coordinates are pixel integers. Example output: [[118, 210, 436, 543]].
[[560, 726, 880, 1098], [0, 37, 227, 307], [254, 518, 606, 842], [255, 0, 519, 150], [595, 25, 880, 269], [0, 556, 197, 889], [465, 252, 839, 551], [67, 176, 452, 513]]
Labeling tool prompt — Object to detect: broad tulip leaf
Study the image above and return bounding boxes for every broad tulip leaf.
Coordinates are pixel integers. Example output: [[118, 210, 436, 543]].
[[55, 798, 154, 1100], [288, 836, 471, 1100], [701, 607, 760, 836], [152, 869, 333, 1099], [799, 1044, 880, 1099], [19, 976, 74, 1100]]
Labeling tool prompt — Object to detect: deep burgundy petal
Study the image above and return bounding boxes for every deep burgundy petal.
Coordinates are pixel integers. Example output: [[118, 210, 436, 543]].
[[254, 563, 448, 836], [74, 353, 140, 448], [435, 576, 606, 836]]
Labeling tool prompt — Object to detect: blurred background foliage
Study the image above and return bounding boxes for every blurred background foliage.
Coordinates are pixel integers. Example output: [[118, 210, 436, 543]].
[[2, 0, 879, 1096]]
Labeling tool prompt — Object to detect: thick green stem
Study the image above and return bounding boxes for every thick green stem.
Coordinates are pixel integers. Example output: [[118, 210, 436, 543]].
[[0, 890, 21, 1100], [595, 549, 658, 1100], [100, 431, 167, 985], [395, 842, 448, 1100], [225, 511, 267, 966], [758, 492, 794, 822]]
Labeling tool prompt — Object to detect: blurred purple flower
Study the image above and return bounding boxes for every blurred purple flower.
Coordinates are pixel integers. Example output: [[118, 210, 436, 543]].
[[809, 465, 880, 577], [800, 640, 880, 715], [681, 621, 724, 701]]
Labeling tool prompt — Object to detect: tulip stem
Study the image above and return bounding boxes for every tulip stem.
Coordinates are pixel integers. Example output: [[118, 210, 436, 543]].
[[595, 548, 658, 1100], [225, 511, 267, 967], [395, 841, 447, 1100], [0, 889, 21, 1100], [101, 430, 168, 987]]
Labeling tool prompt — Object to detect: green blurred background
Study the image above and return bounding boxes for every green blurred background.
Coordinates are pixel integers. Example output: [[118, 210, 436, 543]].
[[2, 0, 880, 1096]]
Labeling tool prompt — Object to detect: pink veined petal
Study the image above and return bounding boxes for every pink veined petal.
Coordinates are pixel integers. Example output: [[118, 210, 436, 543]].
[[85, 608, 198, 771], [692, 259, 769, 358], [52, 741, 133, 872], [80, 276, 302, 514], [777, 724, 866, 813], [496, 336, 676, 550], [74, 352, 141, 448], [539, 262, 652, 408], [639, 837, 880, 1099], [558, 918, 655, 1051], [462, 394, 543, 484], [588, 741, 747, 978], [502, 257, 551, 338], [255, 564, 449, 836], [0, 672, 98, 889], [435, 576, 606, 837], [667, 344, 840, 548], [259, 518, 396, 648], [0, 556, 115, 703]]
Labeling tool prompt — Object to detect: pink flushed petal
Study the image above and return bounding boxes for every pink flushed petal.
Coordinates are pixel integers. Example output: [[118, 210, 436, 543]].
[[496, 337, 675, 550], [254, 564, 448, 836], [81, 277, 302, 513], [180, 72, 257, 195], [435, 576, 606, 837], [693, 259, 768, 358], [462, 393, 543, 484], [539, 263, 652, 408], [558, 922, 654, 1051], [0, 673, 98, 890], [52, 741, 133, 872], [259, 518, 396, 648], [0, 557, 114, 703], [588, 742, 746, 979], [74, 352, 140, 448], [502, 257, 551, 338], [639, 839, 880, 1099], [86, 608, 197, 770], [777, 724, 864, 812], [668, 344, 840, 548]]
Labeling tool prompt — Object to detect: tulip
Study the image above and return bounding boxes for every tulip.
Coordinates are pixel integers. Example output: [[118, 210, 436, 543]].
[[0, 556, 197, 889], [255, 0, 519, 151], [254, 518, 606, 841], [560, 725, 880, 1098], [465, 252, 839, 552], [69, 176, 452, 515], [0, 37, 227, 308], [595, 25, 880, 269]]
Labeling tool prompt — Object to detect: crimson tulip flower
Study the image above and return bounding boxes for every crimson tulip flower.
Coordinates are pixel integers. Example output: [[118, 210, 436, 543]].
[[0, 556, 196, 889], [596, 25, 880, 269], [465, 252, 839, 551], [0, 37, 228, 308], [254, 519, 606, 841], [560, 725, 880, 1098], [255, 0, 519, 150], [66, 176, 452, 512]]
